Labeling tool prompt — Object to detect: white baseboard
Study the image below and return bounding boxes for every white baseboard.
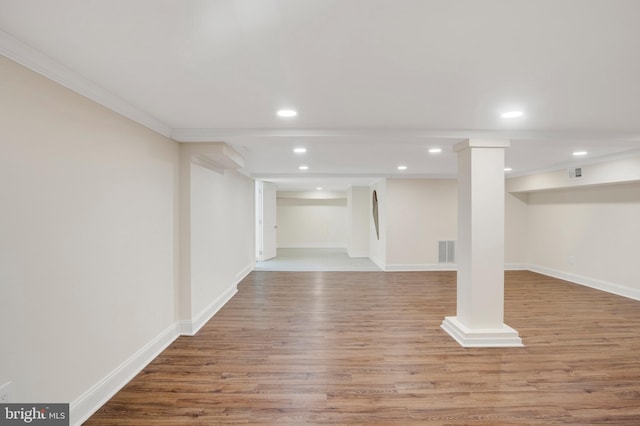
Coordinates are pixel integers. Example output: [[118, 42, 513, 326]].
[[181, 263, 253, 336], [369, 255, 386, 271], [72, 264, 255, 424], [277, 243, 346, 249], [505, 263, 528, 270], [235, 262, 254, 282], [527, 264, 640, 301], [347, 250, 369, 258], [180, 283, 237, 336], [441, 316, 523, 348], [384, 263, 527, 272], [385, 263, 457, 272], [70, 323, 180, 426]]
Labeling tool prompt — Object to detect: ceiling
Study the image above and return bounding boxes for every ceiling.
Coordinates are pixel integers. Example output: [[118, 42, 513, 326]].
[[1, 0, 639, 191]]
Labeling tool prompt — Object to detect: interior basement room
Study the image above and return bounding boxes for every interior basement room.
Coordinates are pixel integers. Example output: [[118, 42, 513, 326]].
[[2, 1, 640, 425]]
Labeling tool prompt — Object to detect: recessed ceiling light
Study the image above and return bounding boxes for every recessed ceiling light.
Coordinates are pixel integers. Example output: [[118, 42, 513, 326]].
[[397, 165, 408, 171], [293, 147, 307, 154], [504, 167, 513, 172], [316, 187, 323, 190], [299, 165, 309, 170], [501, 111, 524, 118], [573, 151, 588, 156], [277, 109, 297, 118], [428, 148, 442, 154]]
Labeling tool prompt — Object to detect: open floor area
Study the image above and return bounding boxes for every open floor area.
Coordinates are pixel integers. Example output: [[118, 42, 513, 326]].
[[255, 248, 380, 271], [87, 271, 640, 425]]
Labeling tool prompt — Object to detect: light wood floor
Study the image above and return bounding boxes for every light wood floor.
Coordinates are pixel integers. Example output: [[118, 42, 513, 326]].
[[87, 271, 640, 425]]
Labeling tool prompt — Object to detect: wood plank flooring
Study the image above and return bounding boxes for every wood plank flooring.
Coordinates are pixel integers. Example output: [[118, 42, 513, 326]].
[[86, 271, 640, 424]]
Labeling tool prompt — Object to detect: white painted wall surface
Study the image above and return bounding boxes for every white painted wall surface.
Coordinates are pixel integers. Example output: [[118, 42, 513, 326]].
[[507, 154, 640, 193], [0, 56, 179, 407], [505, 193, 529, 266], [347, 186, 370, 257], [385, 179, 457, 267], [276, 197, 347, 248], [190, 165, 255, 320], [526, 182, 640, 295]]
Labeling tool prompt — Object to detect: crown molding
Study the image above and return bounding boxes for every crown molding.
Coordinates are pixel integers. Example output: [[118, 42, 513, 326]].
[[0, 29, 171, 138], [171, 127, 640, 143]]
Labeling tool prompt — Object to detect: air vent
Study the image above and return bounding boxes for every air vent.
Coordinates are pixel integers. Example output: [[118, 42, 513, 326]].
[[568, 167, 583, 179], [438, 240, 455, 263]]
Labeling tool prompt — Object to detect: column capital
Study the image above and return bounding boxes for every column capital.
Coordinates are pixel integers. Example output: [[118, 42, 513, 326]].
[[453, 138, 510, 152]]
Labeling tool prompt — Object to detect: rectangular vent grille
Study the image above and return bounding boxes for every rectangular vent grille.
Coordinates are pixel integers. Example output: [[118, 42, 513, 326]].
[[568, 167, 583, 179], [438, 240, 455, 263]]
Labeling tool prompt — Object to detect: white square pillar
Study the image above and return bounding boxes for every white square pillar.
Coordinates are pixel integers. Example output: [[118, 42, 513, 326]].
[[441, 139, 522, 347]]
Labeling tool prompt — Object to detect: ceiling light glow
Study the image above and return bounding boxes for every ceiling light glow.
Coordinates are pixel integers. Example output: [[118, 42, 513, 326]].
[[504, 167, 513, 172], [316, 187, 323, 190], [293, 147, 307, 153], [277, 109, 297, 118], [298, 165, 309, 170], [573, 151, 588, 156], [501, 111, 524, 118], [397, 165, 408, 171], [428, 148, 442, 154]]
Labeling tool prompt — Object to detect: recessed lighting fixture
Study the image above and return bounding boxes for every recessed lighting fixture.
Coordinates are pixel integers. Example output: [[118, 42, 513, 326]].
[[299, 165, 309, 170], [293, 147, 307, 154], [501, 111, 524, 118], [504, 167, 513, 172], [428, 148, 442, 154], [277, 109, 297, 118], [573, 151, 588, 156], [397, 165, 408, 171], [316, 187, 323, 190]]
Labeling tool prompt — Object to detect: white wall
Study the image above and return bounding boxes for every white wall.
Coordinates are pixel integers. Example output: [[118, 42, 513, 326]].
[[525, 182, 640, 297], [0, 55, 257, 425], [0, 55, 179, 411], [385, 179, 457, 268], [346, 186, 369, 257], [505, 193, 529, 266], [276, 197, 347, 248], [190, 165, 254, 325], [372, 178, 528, 270], [507, 155, 640, 193]]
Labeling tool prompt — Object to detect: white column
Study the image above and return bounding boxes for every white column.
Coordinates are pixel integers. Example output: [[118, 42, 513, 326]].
[[441, 139, 522, 347]]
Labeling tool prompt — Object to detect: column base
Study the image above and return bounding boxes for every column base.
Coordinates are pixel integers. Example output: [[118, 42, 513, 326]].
[[441, 316, 523, 347]]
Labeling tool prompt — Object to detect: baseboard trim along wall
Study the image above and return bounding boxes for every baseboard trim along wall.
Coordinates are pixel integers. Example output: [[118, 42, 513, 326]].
[[181, 263, 253, 336], [382, 263, 527, 272], [72, 263, 254, 425], [277, 243, 346, 249], [528, 264, 640, 302], [181, 283, 238, 336], [385, 263, 457, 272], [70, 322, 180, 426], [235, 263, 254, 282]]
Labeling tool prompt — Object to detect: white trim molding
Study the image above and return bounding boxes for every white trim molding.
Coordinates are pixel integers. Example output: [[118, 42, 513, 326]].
[[235, 263, 254, 282], [0, 29, 171, 137], [505, 263, 528, 271], [277, 243, 346, 249], [254, 265, 380, 272], [527, 264, 640, 302], [385, 263, 457, 272], [70, 323, 180, 426], [441, 317, 523, 348], [180, 282, 238, 336], [180, 263, 253, 336]]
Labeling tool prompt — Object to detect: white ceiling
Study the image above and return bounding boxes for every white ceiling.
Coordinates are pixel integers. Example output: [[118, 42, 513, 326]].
[[2, 0, 639, 191]]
